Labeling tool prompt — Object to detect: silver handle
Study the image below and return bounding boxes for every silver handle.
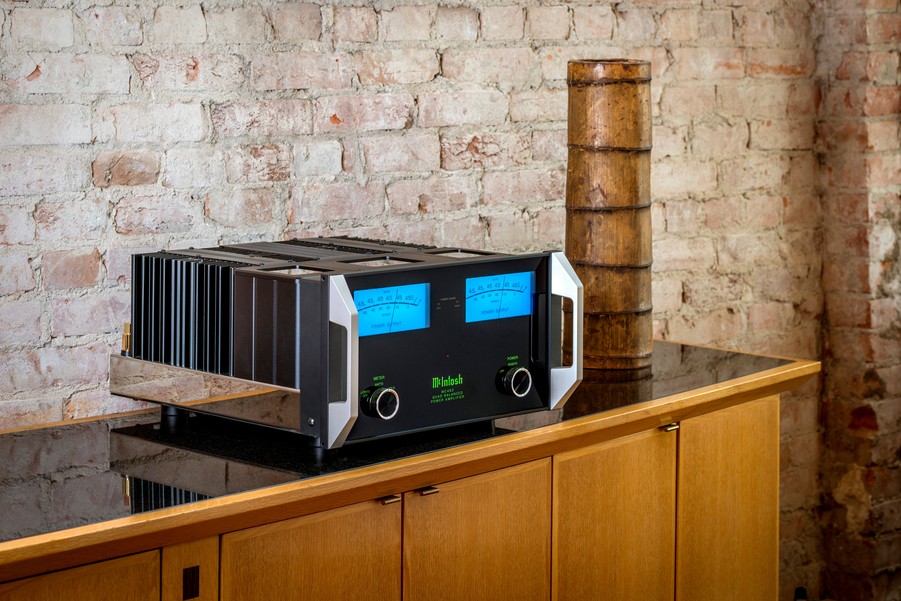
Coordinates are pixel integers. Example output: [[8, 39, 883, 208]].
[[548, 252, 583, 410], [327, 275, 359, 449]]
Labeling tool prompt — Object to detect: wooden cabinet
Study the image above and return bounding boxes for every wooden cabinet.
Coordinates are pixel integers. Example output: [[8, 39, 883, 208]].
[[162, 537, 218, 601], [553, 428, 676, 601], [553, 396, 779, 601], [677, 395, 779, 601], [0, 551, 159, 601], [404, 459, 551, 601], [220, 500, 401, 601]]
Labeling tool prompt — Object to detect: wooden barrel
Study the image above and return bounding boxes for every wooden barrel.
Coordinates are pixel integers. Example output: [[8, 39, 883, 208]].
[[566, 59, 653, 370]]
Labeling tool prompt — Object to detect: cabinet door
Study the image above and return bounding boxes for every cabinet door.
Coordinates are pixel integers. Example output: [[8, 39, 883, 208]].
[[0, 551, 159, 601], [677, 395, 779, 601], [404, 459, 551, 601], [553, 428, 676, 601], [220, 500, 401, 601]]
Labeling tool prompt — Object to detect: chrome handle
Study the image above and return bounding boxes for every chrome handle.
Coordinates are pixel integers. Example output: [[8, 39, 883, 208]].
[[660, 423, 680, 432], [417, 486, 440, 496], [327, 276, 359, 449], [549, 252, 583, 410], [379, 494, 402, 505]]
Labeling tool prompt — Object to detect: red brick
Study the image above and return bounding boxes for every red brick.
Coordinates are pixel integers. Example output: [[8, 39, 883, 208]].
[[660, 85, 717, 122], [51, 291, 130, 337], [382, 6, 431, 41], [837, 51, 868, 82], [442, 48, 537, 86], [672, 48, 744, 79], [162, 147, 225, 189], [225, 144, 291, 183], [115, 196, 196, 235], [292, 182, 384, 223], [0, 206, 34, 246], [252, 52, 353, 91], [206, 8, 267, 44], [435, 7, 478, 41], [81, 6, 142, 46], [130, 53, 245, 92], [440, 132, 530, 171], [205, 189, 278, 227], [822, 258, 870, 294], [750, 118, 815, 150], [152, 5, 206, 44], [867, 154, 901, 188], [35, 198, 106, 243], [749, 49, 816, 78], [386, 176, 476, 214], [362, 132, 440, 173], [355, 49, 439, 85], [92, 151, 159, 188], [652, 237, 716, 271], [572, 6, 614, 40], [314, 93, 414, 132], [270, 4, 321, 41], [482, 169, 564, 206], [211, 99, 312, 138], [719, 155, 790, 192], [0, 148, 90, 196], [0, 299, 41, 345], [865, 86, 900, 116], [509, 89, 566, 123], [333, 7, 376, 42], [653, 158, 718, 198], [818, 120, 870, 153], [867, 52, 900, 85], [691, 119, 750, 158], [867, 120, 901, 154], [419, 90, 508, 127], [614, 8, 657, 44], [0, 252, 36, 296], [481, 6, 524, 41], [824, 225, 870, 258], [0, 104, 90, 145], [531, 129, 566, 162], [783, 194, 821, 228], [42, 248, 101, 290], [4, 54, 130, 95], [527, 6, 569, 40], [11, 8, 74, 50]]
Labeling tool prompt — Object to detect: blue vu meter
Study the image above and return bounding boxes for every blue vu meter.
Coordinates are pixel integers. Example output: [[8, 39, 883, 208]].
[[465, 272, 534, 323], [354, 283, 430, 337]]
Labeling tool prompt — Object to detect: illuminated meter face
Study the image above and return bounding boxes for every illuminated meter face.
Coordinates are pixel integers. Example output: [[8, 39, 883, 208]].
[[465, 272, 534, 323], [354, 283, 430, 337]]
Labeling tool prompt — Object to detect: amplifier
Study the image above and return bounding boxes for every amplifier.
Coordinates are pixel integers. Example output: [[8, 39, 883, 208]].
[[119, 237, 583, 449]]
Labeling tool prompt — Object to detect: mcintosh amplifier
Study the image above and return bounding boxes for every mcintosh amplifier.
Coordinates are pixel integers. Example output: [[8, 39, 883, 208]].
[[112, 237, 583, 449]]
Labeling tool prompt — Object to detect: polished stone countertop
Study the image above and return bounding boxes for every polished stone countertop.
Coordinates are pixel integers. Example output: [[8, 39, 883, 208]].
[[0, 341, 790, 544]]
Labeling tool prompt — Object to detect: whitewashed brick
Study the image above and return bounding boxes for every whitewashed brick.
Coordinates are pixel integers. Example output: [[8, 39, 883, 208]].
[[383, 6, 431, 41], [615, 8, 657, 44], [418, 90, 508, 127], [42, 247, 102, 290], [362, 133, 441, 173], [481, 6, 524, 41], [81, 6, 143, 46], [294, 140, 343, 176], [212, 99, 312, 138], [35, 198, 106, 242], [510, 90, 567, 122], [355, 49, 439, 85], [225, 144, 292, 184], [205, 189, 277, 227], [443, 48, 538, 86], [271, 4, 321, 41], [96, 103, 206, 143], [436, 7, 478, 41], [440, 132, 530, 171], [153, 6, 207, 44], [653, 159, 718, 198], [314, 94, 414, 133], [115, 196, 197, 235], [51, 292, 130, 337], [573, 6, 614, 40], [527, 6, 570, 40], [482, 169, 564, 206], [0, 252, 36, 296], [0, 104, 91, 145], [0, 345, 108, 395], [12, 8, 74, 50], [691, 120, 750, 159], [131, 53, 246, 92], [653, 237, 717, 271], [163, 147, 225, 189], [0, 206, 35, 246], [252, 52, 354, 91], [293, 182, 384, 222], [652, 278, 684, 314], [333, 7, 376, 42], [387, 176, 476, 214], [105, 245, 156, 285], [3, 54, 131, 95], [0, 148, 90, 196], [206, 8, 267, 44], [532, 129, 566, 162], [719, 155, 790, 192], [486, 210, 534, 250], [535, 207, 565, 247]]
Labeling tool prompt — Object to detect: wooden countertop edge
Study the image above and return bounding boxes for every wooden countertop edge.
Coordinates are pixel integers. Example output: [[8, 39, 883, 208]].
[[0, 358, 820, 583]]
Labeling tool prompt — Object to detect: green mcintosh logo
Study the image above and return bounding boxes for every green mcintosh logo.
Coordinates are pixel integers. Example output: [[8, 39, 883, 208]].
[[432, 374, 463, 389]]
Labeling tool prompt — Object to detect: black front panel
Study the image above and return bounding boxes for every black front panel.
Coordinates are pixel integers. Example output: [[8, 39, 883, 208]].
[[343, 256, 549, 443]]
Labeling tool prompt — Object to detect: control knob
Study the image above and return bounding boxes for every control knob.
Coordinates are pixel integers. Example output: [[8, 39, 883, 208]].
[[362, 387, 400, 420], [500, 366, 532, 398]]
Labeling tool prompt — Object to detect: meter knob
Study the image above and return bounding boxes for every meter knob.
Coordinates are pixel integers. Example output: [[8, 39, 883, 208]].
[[500, 366, 532, 398], [362, 387, 400, 420]]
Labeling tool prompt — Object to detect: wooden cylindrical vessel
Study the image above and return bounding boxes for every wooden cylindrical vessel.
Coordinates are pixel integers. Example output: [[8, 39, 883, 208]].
[[566, 59, 653, 370]]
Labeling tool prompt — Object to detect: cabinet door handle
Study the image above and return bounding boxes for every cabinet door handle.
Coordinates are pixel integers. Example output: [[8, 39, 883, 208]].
[[660, 423, 680, 432], [417, 486, 440, 496], [378, 494, 402, 505]]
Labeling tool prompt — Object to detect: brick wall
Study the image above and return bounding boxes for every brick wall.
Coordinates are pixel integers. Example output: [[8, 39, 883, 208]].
[[0, 0, 893, 598]]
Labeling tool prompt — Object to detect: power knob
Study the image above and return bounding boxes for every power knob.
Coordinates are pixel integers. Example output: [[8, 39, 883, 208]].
[[362, 387, 400, 420], [501, 367, 532, 398]]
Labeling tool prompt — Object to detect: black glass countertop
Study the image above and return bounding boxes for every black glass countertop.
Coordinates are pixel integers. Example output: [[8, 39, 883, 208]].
[[0, 342, 789, 544]]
